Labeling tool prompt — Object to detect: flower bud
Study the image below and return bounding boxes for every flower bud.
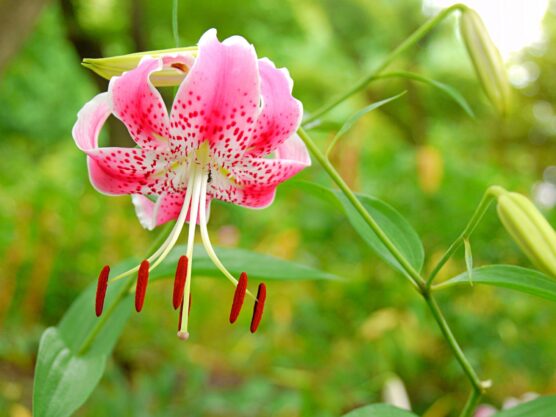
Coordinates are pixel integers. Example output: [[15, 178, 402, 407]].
[[497, 191, 556, 277], [82, 47, 197, 87], [460, 7, 511, 116]]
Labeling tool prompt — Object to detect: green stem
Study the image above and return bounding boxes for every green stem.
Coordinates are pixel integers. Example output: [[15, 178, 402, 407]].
[[459, 387, 482, 417], [426, 185, 504, 288], [302, 3, 467, 126], [172, 0, 180, 48], [298, 128, 425, 291], [77, 222, 174, 355], [424, 293, 484, 392]]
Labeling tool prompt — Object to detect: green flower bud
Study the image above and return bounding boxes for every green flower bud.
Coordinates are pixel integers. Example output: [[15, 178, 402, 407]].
[[82, 47, 197, 87], [497, 191, 556, 277], [460, 7, 511, 116]]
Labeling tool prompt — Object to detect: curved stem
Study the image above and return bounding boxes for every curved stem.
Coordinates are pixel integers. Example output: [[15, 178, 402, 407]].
[[172, 0, 180, 47], [302, 3, 467, 126], [426, 185, 504, 288], [298, 128, 425, 291], [459, 387, 482, 417]]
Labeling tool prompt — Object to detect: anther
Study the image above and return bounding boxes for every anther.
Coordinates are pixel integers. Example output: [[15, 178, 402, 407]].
[[135, 260, 150, 312], [173, 256, 188, 309], [229, 272, 248, 324], [250, 283, 267, 333], [95, 265, 110, 317]]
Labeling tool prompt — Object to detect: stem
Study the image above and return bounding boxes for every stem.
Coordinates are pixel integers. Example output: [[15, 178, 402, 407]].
[[426, 185, 504, 288], [425, 293, 484, 394], [302, 3, 466, 126], [459, 387, 482, 417], [172, 0, 180, 48], [298, 128, 425, 291]]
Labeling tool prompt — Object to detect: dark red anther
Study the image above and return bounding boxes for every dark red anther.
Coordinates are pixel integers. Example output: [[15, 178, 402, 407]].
[[173, 256, 188, 309], [95, 265, 110, 317], [135, 260, 150, 312], [229, 272, 248, 324], [250, 283, 267, 333]]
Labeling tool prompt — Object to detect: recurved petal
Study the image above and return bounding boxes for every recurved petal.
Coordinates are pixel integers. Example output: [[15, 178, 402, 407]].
[[247, 58, 303, 157], [87, 147, 168, 196], [109, 56, 172, 150], [208, 134, 310, 208], [73, 92, 112, 152], [132, 192, 210, 229], [170, 29, 260, 160]]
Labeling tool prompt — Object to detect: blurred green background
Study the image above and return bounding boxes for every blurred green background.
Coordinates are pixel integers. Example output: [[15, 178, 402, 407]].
[[1, 0, 556, 416]]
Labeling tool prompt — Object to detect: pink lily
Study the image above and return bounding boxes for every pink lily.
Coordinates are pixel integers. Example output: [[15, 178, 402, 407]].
[[72, 29, 310, 340]]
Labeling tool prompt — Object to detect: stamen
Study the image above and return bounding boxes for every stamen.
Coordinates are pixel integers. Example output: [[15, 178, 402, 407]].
[[135, 260, 150, 312], [229, 272, 248, 323], [173, 256, 188, 309], [250, 283, 267, 333], [95, 265, 110, 317]]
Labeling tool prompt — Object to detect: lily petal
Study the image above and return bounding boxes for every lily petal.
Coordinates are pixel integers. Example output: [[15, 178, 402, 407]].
[[247, 58, 303, 157], [208, 134, 310, 208], [170, 29, 260, 161], [132, 192, 210, 229], [109, 56, 172, 150]]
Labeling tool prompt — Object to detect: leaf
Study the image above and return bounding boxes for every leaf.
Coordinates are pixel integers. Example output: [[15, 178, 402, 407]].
[[326, 91, 406, 156], [464, 238, 473, 285], [33, 328, 107, 417], [34, 277, 132, 417], [155, 245, 341, 281], [373, 71, 475, 118], [299, 181, 425, 275], [342, 404, 419, 417], [435, 265, 556, 302], [34, 245, 336, 416], [492, 395, 556, 416]]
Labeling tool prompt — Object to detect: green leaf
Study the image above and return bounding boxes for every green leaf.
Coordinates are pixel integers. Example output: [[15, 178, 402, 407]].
[[299, 181, 424, 275], [373, 71, 475, 118], [342, 404, 418, 417], [33, 328, 107, 417], [33, 244, 335, 416], [154, 245, 341, 281], [492, 395, 556, 416], [435, 265, 556, 302], [326, 92, 407, 156]]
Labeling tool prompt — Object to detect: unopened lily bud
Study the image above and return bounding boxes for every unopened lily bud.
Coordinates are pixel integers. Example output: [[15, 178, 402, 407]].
[[82, 46, 197, 86], [460, 7, 511, 116], [416, 145, 443, 195], [497, 191, 556, 277]]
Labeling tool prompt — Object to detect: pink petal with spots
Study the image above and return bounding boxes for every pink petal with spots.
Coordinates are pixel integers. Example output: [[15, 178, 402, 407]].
[[109, 56, 171, 150], [208, 134, 310, 208], [72, 92, 169, 196], [132, 193, 211, 229], [247, 58, 303, 157], [170, 29, 260, 161]]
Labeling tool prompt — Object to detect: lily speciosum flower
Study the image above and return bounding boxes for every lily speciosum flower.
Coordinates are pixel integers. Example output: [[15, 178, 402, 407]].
[[73, 29, 310, 340]]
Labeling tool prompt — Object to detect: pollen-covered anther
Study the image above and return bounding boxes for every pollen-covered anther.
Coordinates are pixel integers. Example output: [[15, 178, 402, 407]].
[[173, 256, 188, 309], [229, 272, 248, 324], [250, 283, 267, 333], [95, 265, 110, 317], [135, 260, 150, 312]]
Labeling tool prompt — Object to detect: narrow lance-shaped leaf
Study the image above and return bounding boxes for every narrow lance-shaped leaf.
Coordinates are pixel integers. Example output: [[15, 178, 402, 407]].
[[326, 91, 407, 156], [464, 238, 473, 285], [298, 181, 425, 276], [371, 71, 475, 118], [435, 265, 556, 303]]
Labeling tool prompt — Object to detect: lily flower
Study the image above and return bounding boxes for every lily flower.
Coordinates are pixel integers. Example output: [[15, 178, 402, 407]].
[[72, 29, 310, 340]]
